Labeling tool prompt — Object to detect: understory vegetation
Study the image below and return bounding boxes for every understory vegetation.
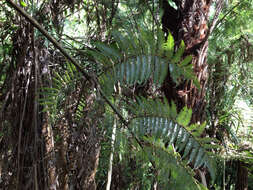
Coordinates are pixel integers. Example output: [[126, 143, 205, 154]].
[[0, 0, 252, 189]]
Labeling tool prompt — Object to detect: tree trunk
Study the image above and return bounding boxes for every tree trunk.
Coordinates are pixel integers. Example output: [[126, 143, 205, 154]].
[[42, 112, 58, 190], [57, 119, 70, 190], [235, 161, 248, 190], [8, 20, 47, 189], [161, 0, 211, 123]]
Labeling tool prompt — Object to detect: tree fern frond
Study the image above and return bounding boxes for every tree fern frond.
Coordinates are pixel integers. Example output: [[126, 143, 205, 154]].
[[117, 55, 168, 85], [95, 42, 122, 61], [180, 55, 193, 67], [142, 138, 209, 190], [131, 116, 216, 178], [92, 30, 200, 96], [128, 98, 217, 179], [75, 97, 86, 119]]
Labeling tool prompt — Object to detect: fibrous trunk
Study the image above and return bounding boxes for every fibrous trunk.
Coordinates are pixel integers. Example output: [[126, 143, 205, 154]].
[[162, 0, 211, 123], [235, 161, 248, 190]]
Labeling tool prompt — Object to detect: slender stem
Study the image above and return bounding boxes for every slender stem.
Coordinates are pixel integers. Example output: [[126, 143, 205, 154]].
[[32, 25, 39, 190], [215, 2, 241, 29], [223, 159, 225, 190], [106, 117, 117, 190], [17, 72, 31, 190]]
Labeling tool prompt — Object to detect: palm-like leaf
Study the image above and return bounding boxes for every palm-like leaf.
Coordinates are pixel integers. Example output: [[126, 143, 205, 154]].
[[129, 97, 218, 180], [92, 30, 200, 96], [88, 30, 216, 184]]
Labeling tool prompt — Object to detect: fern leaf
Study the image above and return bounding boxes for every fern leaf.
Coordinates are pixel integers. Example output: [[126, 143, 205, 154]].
[[162, 32, 174, 59], [191, 122, 206, 137], [111, 31, 129, 52], [129, 60, 136, 84], [87, 49, 110, 65], [131, 116, 215, 178], [188, 142, 200, 164], [204, 155, 216, 180], [102, 55, 168, 92], [172, 40, 185, 64], [177, 132, 190, 152], [143, 56, 151, 82], [143, 138, 210, 189], [153, 57, 161, 84], [95, 42, 121, 60], [169, 124, 180, 145], [194, 148, 205, 169], [126, 61, 131, 84], [176, 106, 192, 127], [180, 55, 192, 67], [174, 127, 184, 150], [159, 61, 169, 85], [182, 138, 194, 159]]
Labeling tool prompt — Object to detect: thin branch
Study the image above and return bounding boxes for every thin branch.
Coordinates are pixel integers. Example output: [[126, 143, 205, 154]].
[[17, 70, 31, 190], [215, 2, 241, 29], [106, 117, 117, 190]]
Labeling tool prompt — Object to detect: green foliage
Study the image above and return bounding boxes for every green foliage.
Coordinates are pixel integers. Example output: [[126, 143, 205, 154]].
[[162, 32, 174, 59], [33, 20, 216, 189], [87, 28, 217, 188], [206, 1, 253, 189], [3, 0, 253, 189], [143, 139, 209, 190], [20, 1, 27, 7], [129, 97, 218, 180], [91, 30, 200, 97], [112, 55, 168, 86], [39, 62, 79, 122], [95, 30, 169, 96]]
